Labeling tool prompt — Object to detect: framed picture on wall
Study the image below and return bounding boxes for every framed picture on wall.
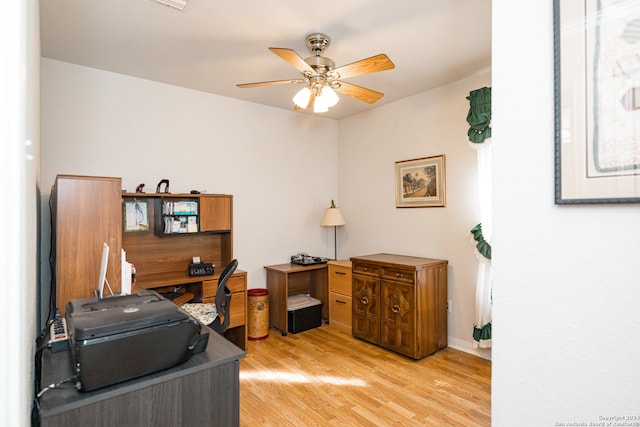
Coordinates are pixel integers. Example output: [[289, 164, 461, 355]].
[[395, 154, 446, 208], [123, 200, 149, 232], [554, 0, 640, 204]]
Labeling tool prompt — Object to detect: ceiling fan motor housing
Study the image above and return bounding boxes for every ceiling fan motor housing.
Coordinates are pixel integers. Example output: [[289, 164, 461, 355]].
[[304, 34, 334, 73], [305, 33, 330, 53], [304, 55, 335, 73]]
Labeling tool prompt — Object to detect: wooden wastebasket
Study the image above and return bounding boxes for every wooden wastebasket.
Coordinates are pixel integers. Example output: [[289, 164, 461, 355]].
[[248, 289, 269, 340]]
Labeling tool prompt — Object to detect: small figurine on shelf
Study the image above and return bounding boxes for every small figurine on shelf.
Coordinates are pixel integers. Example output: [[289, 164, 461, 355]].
[[156, 179, 170, 194]]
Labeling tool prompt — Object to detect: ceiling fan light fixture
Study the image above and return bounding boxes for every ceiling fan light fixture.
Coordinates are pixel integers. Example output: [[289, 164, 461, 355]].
[[313, 97, 330, 113], [293, 87, 311, 108], [321, 86, 339, 108], [313, 85, 338, 113]]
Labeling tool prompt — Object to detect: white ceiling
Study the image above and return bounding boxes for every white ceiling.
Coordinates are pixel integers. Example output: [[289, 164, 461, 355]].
[[39, 0, 492, 120]]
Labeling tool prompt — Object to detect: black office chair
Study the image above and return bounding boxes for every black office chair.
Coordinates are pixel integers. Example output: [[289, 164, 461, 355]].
[[211, 259, 238, 333]]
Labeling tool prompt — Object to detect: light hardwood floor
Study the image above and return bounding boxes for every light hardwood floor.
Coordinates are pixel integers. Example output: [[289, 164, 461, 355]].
[[239, 325, 491, 426]]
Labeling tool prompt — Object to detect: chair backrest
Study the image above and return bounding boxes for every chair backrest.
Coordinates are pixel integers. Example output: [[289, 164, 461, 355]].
[[211, 259, 238, 333], [218, 259, 238, 288]]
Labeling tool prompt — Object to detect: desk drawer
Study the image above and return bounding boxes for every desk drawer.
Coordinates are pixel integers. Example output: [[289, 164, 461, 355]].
[[203, 291, 245, 329], [329, 291, 352, 324], [352, 262, 380, 277], [203, 274, 245, 298], [381, 267, 415, 284], [329, 263, 351, 295]]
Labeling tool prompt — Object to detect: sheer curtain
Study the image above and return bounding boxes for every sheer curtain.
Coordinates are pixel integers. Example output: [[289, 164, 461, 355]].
[[467, 87, 492, 348]]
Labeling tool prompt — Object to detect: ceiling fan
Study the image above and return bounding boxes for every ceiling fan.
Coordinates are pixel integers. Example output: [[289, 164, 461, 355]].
[[236, 33, 395, 113]]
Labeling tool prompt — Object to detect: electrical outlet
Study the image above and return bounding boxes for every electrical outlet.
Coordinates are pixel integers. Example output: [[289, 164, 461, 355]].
[[448, 300, 452, 313]]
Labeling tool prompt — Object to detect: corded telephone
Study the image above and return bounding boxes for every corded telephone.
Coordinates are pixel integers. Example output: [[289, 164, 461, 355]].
[[290, 252, 329, 265]]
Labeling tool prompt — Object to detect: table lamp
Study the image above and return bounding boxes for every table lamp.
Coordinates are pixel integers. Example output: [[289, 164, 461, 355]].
[[320, 200, 346, 260]]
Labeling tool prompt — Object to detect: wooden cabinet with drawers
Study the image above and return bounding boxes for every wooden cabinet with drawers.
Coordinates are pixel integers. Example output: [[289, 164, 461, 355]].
[[328, 259, 352, 334], [351, 253, 448, 359]]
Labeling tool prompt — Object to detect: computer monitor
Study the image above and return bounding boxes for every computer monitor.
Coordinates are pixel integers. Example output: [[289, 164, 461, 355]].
[[98, 242, 111, 299]]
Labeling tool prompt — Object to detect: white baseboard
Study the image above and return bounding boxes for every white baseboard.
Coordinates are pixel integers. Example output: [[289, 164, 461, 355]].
[[447, 336, 492, 360]]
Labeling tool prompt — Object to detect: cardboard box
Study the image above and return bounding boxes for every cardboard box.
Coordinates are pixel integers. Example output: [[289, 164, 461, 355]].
[[287, 294, 323, 334]]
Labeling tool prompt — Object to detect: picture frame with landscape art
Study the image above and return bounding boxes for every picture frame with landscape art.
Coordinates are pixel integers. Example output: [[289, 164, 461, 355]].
[[554, 0, 640, 204], [395, 155, 446, 208]]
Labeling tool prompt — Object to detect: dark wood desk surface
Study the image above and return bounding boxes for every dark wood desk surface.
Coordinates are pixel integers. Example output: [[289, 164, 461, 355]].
[[38, 326, 245, 427]]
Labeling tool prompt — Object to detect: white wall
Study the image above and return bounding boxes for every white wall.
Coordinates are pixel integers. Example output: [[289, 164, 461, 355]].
[[1, 0, 39, 425], [40, 59, 339, 312], [493, 0, 640, 425], [41, 60, 492, 357], [338, 71, 492, 357]]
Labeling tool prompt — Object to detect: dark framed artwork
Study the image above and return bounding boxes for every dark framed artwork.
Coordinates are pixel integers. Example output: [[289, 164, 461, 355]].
[[395, 154, 446, 208], [554, 0, 640, 204]]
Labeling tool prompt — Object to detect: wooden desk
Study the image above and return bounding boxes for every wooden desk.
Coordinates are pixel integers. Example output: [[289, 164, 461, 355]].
[[37, 327, 245, 427], [264, 263, 328, 336], [135, 271, 248, 351]]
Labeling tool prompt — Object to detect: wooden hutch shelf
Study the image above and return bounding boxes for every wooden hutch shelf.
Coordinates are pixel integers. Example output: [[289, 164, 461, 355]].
[[121, 192, 246, 350]]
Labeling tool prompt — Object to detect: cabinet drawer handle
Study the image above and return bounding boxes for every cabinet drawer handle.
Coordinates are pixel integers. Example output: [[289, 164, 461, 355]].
[[392, 304, 400, 314], [395, 272, 403, 278], [335, 271, 346, 275], [360, 296, 369, 305], [335, 299, 347, 304], [363, 267, 369, 272]]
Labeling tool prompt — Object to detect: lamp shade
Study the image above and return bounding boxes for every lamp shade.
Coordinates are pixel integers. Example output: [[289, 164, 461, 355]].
[[321, 200, 345, 260], [321, 86, 339, 107], [321, 207, 346, 227], [313, 99, 329, 113], [293, 87, 311, 108]]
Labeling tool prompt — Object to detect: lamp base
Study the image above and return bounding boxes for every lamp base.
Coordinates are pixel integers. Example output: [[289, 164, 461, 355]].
[[333, 225, 338, 260]]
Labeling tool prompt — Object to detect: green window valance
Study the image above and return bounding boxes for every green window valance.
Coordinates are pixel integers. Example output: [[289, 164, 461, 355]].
[[470, 223, 491, 260], [466, 87, 492, 143]]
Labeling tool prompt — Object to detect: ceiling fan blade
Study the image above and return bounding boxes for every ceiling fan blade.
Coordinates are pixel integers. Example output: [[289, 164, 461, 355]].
[[307, 90, 316, 109], [236, 79, 304, 88], [268, 47, 315, 74], [332, 54, 395, 80], [334, 81, 384, 104]]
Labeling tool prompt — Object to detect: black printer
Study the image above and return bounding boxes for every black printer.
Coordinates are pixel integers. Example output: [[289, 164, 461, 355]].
[[65, 289, 207, 392]]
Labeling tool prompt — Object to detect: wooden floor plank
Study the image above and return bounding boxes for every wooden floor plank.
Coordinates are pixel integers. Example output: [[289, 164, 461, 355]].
[[239, 325, 491, 426]]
